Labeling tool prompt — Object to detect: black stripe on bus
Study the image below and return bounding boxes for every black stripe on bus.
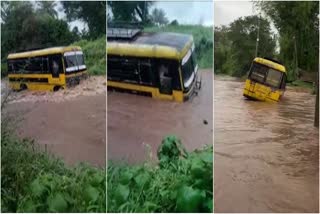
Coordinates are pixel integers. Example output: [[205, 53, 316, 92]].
[[9, 77, 49, 83]]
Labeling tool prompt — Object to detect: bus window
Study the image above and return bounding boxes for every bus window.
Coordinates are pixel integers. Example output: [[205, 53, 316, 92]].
[[50, 55, 63, 77], [76, 51, 86, 70], [181, 50, 196, 90], [139, 59, 153, 86], [249, 63, 267, 83], [42, 57, 49, 74], [108, 56, 139, 83], [158, 63, 172, 94], [64, 52, 78, 73], [266, 68, 283, 88]]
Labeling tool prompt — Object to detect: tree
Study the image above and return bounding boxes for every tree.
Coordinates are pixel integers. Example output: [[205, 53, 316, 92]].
[[214, 15, 276, 77], [36, 1, 58, 18], [61, 1, 106, 39], [107, 1, 154, 24], [170, 20, 179, 26], [150, 8, 168, 26], [257, 1, 319, 80], [1, 1, 76, 64]]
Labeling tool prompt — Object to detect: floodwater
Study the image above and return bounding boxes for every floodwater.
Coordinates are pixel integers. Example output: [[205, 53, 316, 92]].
[[107, 69, 213, 163], [2, 76, 106, 167], [214, 76, 319, 213]]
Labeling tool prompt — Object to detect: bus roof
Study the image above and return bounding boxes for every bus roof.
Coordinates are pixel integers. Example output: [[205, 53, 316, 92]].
[[254, 57, 286, 73], [7, 46, 82, 59], [107, 32, 194, 60]]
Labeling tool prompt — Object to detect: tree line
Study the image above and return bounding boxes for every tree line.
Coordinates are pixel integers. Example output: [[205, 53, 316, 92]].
[[215, 1, 319, 81], [1, 1, 106, 61], [107, 1, 178, 26]]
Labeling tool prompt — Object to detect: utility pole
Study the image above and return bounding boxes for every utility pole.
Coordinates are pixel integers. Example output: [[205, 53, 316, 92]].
[[293, 35, 299, 79], [315, 72, 319, 127], [255, 11, 261, 57]]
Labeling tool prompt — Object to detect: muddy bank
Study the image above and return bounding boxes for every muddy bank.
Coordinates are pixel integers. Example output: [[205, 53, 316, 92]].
[[214, 77, 319, 212], [2, 77, 106, 167], [107, 69, 213, 163]]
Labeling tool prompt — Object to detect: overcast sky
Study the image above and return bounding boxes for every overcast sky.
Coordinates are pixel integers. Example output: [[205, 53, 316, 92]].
[[152, 1, 213, 26], [214, 1, 256, 26]]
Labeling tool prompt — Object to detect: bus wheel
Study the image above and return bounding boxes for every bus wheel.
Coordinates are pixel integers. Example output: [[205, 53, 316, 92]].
[[20, 84, 27, 91], [53, 86, 61, 92]]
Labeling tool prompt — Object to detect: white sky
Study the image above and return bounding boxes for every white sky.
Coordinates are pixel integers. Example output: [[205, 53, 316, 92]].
[[214, 1, 257, 26], [152, 1, 213, 26]]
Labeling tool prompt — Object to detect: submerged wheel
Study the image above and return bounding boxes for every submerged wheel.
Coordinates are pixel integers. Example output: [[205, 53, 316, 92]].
[[53, 86, 61, 92], [20, 84, 27, 91]]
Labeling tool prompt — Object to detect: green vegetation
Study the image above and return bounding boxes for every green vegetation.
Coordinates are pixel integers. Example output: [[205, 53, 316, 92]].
[[214, 15, 276, 77], [1, 1, 106, 76], [108, 135, 213, 213], [72, 37, 106, 75], [1, 123, 106, 212], [145, 25, 213, 69], [215, 1, 319, 82]]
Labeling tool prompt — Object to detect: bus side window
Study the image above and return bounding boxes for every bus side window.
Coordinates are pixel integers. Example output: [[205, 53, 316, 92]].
[[121, 57, 139, 83], [42, 57, 49, 74], [139, 59, 153, 86], [49, 55, 63, 77]]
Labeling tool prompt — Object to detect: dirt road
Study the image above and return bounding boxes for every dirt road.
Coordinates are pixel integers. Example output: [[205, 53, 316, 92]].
[[107, 69, 213, 163], [214, 76, 319, 213], [2, 76, 106, 167]]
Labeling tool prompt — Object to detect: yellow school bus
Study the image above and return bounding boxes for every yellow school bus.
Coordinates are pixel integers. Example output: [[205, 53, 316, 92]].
[[7, 46, 87, 91], [243, 57, 287, 102], [107, 27, 200, 102]]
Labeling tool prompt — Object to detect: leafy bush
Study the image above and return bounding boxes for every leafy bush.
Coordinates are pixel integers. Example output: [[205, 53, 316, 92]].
[[72, 37, 106, 76], [107, 135, 213, 213], [1, 128, 106, 212], [145, 25, 213, 69]]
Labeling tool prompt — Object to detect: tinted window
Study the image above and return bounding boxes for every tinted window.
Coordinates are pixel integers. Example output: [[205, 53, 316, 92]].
[[249, 63, 268, 83], [7, 56, 51, 74], [266, 68, 283, 88]]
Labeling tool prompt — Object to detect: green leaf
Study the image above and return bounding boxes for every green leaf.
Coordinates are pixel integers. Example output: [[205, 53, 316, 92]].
[[134, 172, 150, 188], [115, 184, 130, 204], [190, 157, 206, 178], [120, 170, 134, 185], [47, 193, 68, 212], [84, 186, 100, 202], [176, 186, 204, 212], [30, 178, 46, 197]]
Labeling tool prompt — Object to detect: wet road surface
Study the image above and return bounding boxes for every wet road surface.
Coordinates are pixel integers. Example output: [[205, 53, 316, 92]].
[[107, 69, 213, 163], [214, 76, 319, 213], [3, 77, 106, 167]]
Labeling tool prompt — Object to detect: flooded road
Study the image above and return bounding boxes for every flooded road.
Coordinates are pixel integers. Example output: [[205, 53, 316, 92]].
[[107, 69, 213, 163], [214, 76, 319, 213], [2, 76, 106, 167]]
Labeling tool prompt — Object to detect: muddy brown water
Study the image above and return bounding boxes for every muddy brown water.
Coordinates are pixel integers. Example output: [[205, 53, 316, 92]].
[[214, 76, 319, 213], [2, 76, 106, 167], [107, 69, 213, 163]]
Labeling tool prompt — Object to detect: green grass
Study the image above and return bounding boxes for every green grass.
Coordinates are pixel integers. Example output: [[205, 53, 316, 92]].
[[288, 79, 314, 89], [107, 135, 213, 213], [145, 25, 213, 69], [1, 125, 106, 212], [71, 37, 106, 76]]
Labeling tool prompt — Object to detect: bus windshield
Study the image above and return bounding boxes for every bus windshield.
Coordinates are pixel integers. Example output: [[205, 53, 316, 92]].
[[64, 51, 86, 72], [182, 48, 197, 89], [249, 62, 283, 88]]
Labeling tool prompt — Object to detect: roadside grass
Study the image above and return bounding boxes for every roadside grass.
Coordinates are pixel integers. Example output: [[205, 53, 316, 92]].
[[145, 25, 213, 69]]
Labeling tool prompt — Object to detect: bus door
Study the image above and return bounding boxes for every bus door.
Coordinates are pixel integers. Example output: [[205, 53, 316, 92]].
[[49, 55, 63, 81], [158, 63, 173, 95]]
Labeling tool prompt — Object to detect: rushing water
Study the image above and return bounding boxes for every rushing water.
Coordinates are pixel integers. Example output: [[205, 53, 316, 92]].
[[214, 76, 319, 213], [107, 70, 213, 163]]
